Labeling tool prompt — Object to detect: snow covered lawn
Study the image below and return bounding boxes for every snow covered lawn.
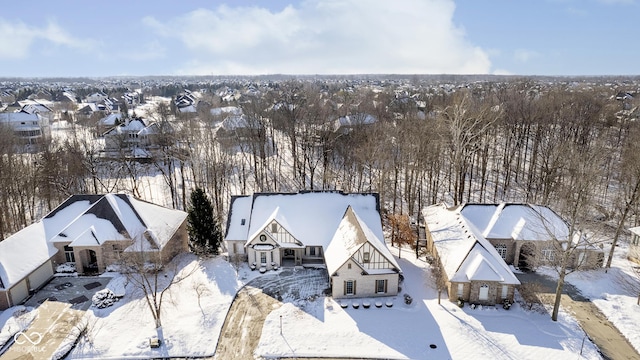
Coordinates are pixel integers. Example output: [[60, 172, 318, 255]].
[[257, 254, 601, 360], [540, 242, 640, 354], [55, 249, 602, 359], [67, 254, 242, 359]]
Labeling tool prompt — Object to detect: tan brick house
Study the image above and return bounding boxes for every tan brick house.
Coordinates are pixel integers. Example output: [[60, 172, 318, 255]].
[[0, 194, 188, 310]]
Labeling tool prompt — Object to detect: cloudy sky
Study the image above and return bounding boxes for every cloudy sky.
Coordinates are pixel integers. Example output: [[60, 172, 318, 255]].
[[0, 0, 637, 77]]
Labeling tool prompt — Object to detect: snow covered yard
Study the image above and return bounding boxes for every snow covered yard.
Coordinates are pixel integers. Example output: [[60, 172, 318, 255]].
[[256, 254, 601, 360], [66, 253, 243, 359], [540, 241, 640, 354]]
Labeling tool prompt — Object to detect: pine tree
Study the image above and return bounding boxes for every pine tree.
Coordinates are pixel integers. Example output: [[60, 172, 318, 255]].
[[187, 188, 221, 255]]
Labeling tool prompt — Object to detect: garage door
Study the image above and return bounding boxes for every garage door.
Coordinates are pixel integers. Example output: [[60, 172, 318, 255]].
[[10, 280, 29, 306], [28, 260, 53, 291]]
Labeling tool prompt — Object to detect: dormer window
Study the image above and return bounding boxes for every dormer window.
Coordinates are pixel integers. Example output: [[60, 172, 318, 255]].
[[241, 218, 246, 226]]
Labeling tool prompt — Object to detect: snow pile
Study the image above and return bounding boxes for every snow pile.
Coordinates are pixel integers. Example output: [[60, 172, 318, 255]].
[[50, 316, 88, 360], [105, 275, 127, 298], [0, 306, 37, 348], [92, 289, 117, 309], [56, 262, 77, 273]]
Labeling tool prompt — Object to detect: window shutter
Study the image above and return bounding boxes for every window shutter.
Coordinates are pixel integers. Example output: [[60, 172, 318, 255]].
[[353, 280, 356, 295], [343, 281, 346, 296], [384, 279, 387, 293]]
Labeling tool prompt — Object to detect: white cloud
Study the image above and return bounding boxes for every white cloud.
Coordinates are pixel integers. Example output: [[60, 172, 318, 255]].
[[144, 0, 492, 75], [0, 19, 96, 60], [514, 49, 540, 63]]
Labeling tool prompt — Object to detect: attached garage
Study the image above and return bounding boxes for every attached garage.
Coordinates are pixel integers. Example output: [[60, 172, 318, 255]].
[[27, 260, 54, 292], [9, 279, 29, 307]]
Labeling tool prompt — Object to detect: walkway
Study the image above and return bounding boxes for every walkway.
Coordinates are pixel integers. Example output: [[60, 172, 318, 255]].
[[516, 272, 640, 360]]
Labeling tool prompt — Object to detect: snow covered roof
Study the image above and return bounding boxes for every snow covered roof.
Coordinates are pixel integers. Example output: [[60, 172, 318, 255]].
[[46, 194, 187, 251], [423, 203, 519, 285], [225, 195, 253, 240], [325, 206, 399, 276], [99, 113, 122, 126], [0, 222, 58, 289], [227, 192, 382, 249], [461, 203, 570, 241], [629, 226, 640, 237], [210, 106, 242, 117]]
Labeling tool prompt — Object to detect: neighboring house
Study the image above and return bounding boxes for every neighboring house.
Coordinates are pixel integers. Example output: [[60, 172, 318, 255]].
[[216, 114, 263, 144], [97, 113, 123, 134], [224, 191, 401, 299], [422, 203, 520, 305], [0, 112, 51, 145], [84, 92, 108, 104], [334, 113, 377, 134], [0, 194, 188, 310], [103, 118, 171, 159], [459, 203, 603, 270], [628, 227, 640, 263]]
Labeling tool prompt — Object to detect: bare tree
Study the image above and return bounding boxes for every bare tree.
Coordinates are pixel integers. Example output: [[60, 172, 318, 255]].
[[118, 236, 197, 342], [606, 123, 640, 268]]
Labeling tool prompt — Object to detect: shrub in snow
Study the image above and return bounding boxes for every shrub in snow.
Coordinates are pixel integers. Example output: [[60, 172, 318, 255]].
[[404, 294, 413, 305], [352, 301, 360, 309], [56, 262, 76, 273], [362, 301, 371, 309], [92, 289, 117, 309], [375, 301, 383, 308], [105, 264, 122, 272], [385, 301, 393, 308]]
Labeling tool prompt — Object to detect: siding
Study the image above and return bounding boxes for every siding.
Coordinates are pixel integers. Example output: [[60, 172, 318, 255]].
[[331, 259, 398, 299]]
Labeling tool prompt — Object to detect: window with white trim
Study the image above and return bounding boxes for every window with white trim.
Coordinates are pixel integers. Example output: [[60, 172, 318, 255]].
[[501, 285, 508, 299], [271, 223, 278, 233], [260, 252, 267, 264], [495, 244, 507, 260], [376, 279, 387, 294], [457, 283, 464, 298], [542, 247, 555, 261], [64, 245, 75, 263], [345, 280, 355, 295], [363, 252, 370, 263]]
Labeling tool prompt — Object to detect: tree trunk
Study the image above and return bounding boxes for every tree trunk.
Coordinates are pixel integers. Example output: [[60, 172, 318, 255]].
[[552, 269, 566, 321]]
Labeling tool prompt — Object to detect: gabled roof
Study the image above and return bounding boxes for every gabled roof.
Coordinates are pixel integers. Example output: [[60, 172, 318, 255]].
[[225, 191, 381, 249], [0, 194, 187, 290], [325, 206, 399, 276], [47, 194, 187, 251], [0, 222, 57, 289], [461, 203, 569, 241], [423, 203, 519, 285]]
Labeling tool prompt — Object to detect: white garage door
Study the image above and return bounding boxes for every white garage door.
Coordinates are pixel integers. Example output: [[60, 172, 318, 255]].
[[10, 280, 29, 306], [28, 261, 53, 291]]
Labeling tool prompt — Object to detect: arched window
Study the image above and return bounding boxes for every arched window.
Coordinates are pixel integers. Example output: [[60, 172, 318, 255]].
[[495, 244, 507, 260], [479, 283, 489, 301]]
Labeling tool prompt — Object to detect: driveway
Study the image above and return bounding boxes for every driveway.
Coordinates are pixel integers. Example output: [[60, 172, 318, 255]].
[[214, 268, 329, 360], [516, 271, 640, 360], [0, 276, 111, 359]]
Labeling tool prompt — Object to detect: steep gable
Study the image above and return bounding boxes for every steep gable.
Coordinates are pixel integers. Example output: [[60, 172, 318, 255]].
[[325, 206, 399, 276]]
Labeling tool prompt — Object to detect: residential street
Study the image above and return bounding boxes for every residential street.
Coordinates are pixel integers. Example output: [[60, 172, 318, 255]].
[[516, 272, 640, 360]]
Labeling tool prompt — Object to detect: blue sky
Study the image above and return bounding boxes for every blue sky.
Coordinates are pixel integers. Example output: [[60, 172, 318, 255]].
[[0, 0, 637, 77]]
